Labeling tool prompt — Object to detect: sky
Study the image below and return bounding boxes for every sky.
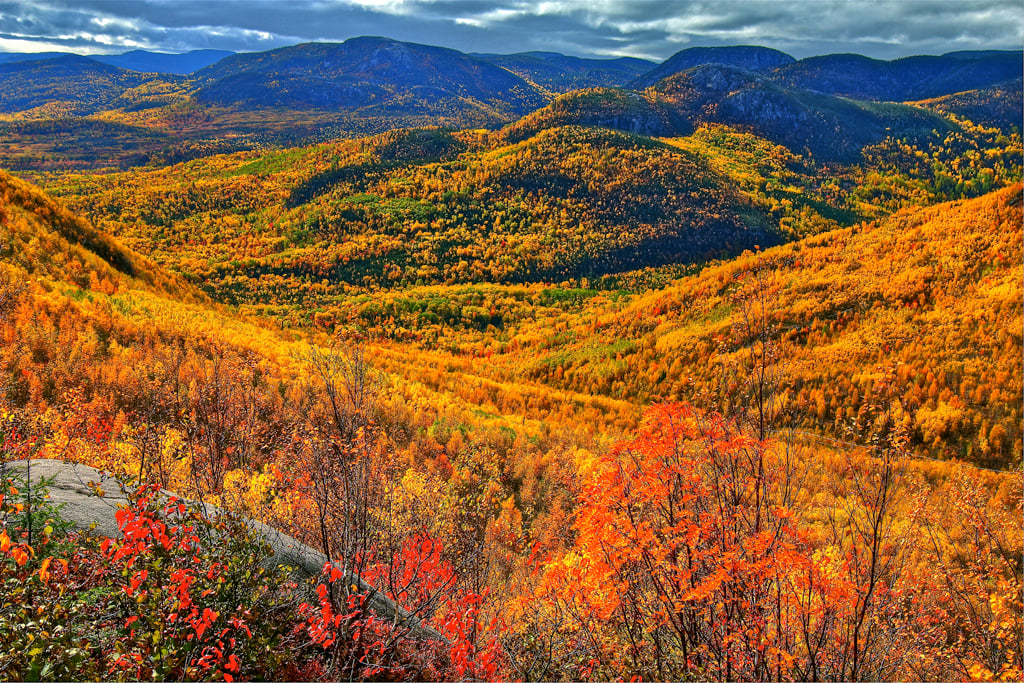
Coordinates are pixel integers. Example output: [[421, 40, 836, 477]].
[[0, 0, 1021, 61]]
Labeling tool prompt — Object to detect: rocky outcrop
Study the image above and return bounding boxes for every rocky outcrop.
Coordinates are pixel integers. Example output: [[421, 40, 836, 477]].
[[1, 458, 445, 642]]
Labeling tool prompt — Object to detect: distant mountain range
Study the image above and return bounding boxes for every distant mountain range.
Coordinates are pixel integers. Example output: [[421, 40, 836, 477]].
[[0, 37, 1018, 169], [0, 55, 185, 115], [769, 50, 1023, 101], [1, 39, 1017, 104], [0, 48, 234, 74]]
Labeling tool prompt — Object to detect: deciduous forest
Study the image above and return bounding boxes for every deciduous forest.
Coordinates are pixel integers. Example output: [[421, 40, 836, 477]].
[[0, 26, 1020, 683]]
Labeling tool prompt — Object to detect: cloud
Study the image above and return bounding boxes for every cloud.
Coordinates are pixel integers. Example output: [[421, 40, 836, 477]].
[[0, 0, 1019, 59]]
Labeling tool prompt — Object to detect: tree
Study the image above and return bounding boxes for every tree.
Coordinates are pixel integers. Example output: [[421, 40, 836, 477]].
[[533, 403, 811, 681]]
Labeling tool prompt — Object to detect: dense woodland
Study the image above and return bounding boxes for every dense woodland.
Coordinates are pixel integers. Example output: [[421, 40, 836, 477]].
[[0, 38, 1021, 683]]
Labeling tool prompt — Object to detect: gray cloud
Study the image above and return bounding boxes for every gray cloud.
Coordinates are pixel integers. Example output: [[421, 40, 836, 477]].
[[0, 0, 1019, 59]]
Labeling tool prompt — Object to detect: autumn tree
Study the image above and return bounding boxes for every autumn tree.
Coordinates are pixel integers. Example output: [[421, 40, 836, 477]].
[[530, 403, 811, 680]]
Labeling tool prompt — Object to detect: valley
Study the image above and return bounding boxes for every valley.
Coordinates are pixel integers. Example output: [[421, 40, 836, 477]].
[[0, 30, 1020, 683]]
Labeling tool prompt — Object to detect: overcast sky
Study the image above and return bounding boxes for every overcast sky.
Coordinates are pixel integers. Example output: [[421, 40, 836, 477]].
[[0, 0, 1021, 61]]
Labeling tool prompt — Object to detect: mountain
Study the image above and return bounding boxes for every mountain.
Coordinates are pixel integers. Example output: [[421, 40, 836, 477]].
[[473, 51, 655, 92], [43, 124, 786, 300], [630, 45, 796, 88], [769, 50, 1023, 101], [0, 49, 234, 74], [654, 65, 954, 161], [0, 55, 184, 115], [92, 49, 235, 74], [0, 51, 69, 65], [194, 37, 547, 118]]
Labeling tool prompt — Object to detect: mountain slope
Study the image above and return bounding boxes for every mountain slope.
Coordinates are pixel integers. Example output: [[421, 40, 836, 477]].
[[194, 37, 546, 119], [0, 168, 196, 299], [915, 78, 1023, 133], [631, 45, 795, 88], [522, 184, 1023, 467], [473, 52, 654, 92], [652, 65, 954, 161], [770, 50, 1023, 102], [0, 55, 184, 115]]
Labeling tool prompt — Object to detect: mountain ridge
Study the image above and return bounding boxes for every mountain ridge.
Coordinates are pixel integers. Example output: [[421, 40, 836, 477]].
[[0, 37, 1016, 170], [0, 48, 235, 74]]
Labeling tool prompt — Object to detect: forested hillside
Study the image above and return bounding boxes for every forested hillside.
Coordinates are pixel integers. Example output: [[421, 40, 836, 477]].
[[0, 33, 1020, 683], [0, 173, 1019, 682], [520, 186, 1024, 468]]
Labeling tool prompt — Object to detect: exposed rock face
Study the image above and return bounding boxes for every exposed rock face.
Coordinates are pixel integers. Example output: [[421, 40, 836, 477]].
[[1, 458, 444, 642]]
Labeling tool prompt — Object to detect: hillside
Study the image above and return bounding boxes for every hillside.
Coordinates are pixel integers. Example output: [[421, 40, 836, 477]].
[[0, 169, 195, 299], [916, 77, 1023, 133], [517, 185, 1023, 468], [0, 55, 186, 116]]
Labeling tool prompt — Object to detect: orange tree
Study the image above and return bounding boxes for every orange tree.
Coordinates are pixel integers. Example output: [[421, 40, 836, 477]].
[[522, 402, 813, 680]]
